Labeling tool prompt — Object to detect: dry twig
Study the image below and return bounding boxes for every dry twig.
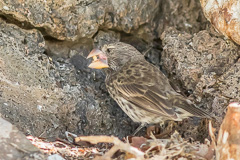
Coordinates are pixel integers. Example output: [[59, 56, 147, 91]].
[[75, 136, 145, 160]]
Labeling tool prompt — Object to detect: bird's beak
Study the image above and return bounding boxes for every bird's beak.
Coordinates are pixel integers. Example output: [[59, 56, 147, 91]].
[[87, 49, 109, 69]]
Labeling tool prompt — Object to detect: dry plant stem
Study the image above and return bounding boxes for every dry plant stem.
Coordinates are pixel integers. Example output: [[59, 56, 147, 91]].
[[75, 136, 145, 159], [208, 120, 216, 149], [145, 132, 163, 156]]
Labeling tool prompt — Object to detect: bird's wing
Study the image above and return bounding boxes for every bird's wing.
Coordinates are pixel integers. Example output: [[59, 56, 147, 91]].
[[112, 60, 211, 119], [117, 83, 179, 119], [112, 60, 179, 119]]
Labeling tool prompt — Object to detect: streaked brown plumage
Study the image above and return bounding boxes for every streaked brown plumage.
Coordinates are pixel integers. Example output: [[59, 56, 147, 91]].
[[87, 42, 211, 127]]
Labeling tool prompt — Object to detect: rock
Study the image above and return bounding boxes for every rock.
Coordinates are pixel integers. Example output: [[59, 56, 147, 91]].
[[218, 60, 240, 100], [200, 0, 240, 45], [161, 28, 239, 94], [157, 0, 208, 35], [0, 0, 159, 42], [0, 118, 46, 160], [0, 18, 137, 139], [94, 30, 120, 48], [0, 18, 67, 137], [160, 27, 240, 139]]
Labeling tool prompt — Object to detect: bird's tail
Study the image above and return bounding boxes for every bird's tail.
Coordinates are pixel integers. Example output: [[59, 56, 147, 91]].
[[173, 96, 212, 119]]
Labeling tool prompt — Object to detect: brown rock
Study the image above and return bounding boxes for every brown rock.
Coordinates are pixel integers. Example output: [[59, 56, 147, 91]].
[[0, 0, 159, 42]]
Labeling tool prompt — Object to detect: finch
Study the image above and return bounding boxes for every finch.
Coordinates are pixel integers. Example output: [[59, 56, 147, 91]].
[[87, 42, 211, 132]]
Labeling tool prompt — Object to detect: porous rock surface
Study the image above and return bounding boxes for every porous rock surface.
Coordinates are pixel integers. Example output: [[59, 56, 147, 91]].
[[0, 19, 137, 139], [157, 0, 208, 36], [161, 28, 240, 135]]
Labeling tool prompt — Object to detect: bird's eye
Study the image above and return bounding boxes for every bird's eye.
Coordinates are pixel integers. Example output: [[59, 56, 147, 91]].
[[106, 45, 115, 53]]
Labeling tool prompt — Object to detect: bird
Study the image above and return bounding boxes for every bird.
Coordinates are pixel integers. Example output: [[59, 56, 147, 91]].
[[87, 42, 212, 134]]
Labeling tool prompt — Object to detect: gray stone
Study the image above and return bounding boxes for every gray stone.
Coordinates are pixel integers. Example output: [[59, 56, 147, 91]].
[[0, 118, 46, 160], [157, 0, 208, 35], [94, 30, 120, 48], [218, 61, 240, 99]]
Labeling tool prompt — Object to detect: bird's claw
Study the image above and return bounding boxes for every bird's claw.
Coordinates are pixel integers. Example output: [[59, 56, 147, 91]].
[[146, 125, 161, 137]]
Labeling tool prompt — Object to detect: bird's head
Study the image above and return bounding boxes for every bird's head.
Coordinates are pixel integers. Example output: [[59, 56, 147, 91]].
[[87, 42, 143, 71]]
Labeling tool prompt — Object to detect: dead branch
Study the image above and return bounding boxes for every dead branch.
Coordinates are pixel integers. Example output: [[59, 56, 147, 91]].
[[75, 135, 145, 160]]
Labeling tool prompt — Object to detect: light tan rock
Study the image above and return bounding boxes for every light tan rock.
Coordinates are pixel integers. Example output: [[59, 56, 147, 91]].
[[200, 0, 240, 45]]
